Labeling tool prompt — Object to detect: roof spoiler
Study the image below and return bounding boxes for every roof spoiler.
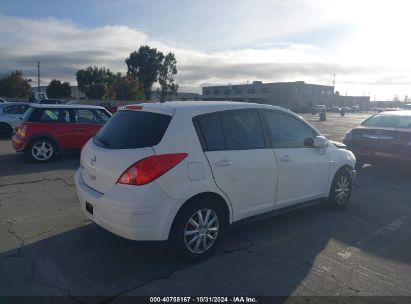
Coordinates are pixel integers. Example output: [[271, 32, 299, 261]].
[[123, 103, 175, 116]]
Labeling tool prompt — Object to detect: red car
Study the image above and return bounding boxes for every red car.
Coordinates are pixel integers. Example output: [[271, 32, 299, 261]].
[[343, 110, 411, 167], [12, 104, 111, 162]]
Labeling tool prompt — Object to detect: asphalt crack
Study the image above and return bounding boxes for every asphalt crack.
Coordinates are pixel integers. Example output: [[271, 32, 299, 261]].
[[1, 219, 90, 302], [0, 177, 75, 188]]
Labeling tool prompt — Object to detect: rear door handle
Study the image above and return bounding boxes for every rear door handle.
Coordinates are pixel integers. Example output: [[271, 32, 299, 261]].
[[279, 155, 291, 162], [214, 159, 232, 167]]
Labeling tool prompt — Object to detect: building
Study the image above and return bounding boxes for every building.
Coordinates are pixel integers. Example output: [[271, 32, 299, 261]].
[[202, 81, 369, 112], [335, 95, 370, 111], [150, 91, 202, 102]]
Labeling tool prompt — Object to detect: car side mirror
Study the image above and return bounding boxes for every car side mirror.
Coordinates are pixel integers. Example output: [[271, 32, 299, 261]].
[[314, 135, 328, 148], [303, 138, 314, 147]]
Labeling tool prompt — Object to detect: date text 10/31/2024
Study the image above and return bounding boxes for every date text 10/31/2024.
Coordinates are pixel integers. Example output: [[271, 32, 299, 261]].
[[149, 297, 258, 303]]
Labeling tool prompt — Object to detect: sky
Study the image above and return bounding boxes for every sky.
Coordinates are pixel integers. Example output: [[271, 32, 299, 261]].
[[0, 0, 411, 100]]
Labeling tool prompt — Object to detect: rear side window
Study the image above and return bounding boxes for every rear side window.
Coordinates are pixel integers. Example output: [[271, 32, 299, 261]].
[[94, 110, 171, 149], [38, 109, 70, 123], [3, 104, 28, 114], [196, 115, 225, 151], [23, 107, 35, 122], [194, 110, 265, 151], [74, 109, 110, 124], [221, 111, 265, 150]]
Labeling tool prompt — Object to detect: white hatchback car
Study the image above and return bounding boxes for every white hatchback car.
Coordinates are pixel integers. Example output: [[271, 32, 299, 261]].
[[75, 101, 356, 260]]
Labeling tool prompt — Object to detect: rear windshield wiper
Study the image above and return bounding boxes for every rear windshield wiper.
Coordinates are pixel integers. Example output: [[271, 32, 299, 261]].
[[94, 137, 110, 148]]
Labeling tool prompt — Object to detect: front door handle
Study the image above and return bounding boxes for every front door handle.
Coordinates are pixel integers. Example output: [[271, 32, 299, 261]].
[[214, 159, 232, 167], [279, 155, 291, 162]]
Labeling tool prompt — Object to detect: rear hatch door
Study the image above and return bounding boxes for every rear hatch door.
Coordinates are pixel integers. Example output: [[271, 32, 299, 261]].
[[80, 105, 174, 194]]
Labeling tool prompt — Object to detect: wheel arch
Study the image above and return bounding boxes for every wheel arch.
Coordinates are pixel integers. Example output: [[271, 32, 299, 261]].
[[168, 191, 231, 240], [328, 164, 355, 194], [25, 134, 61, 153], [0, 122, 13, 133]]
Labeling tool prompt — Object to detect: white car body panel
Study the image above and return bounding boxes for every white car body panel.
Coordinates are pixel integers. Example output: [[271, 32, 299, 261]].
[[74, 101, 356, 242]]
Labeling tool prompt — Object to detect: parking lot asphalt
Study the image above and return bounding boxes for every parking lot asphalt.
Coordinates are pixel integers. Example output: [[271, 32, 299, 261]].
[[1, 112, 411, 302]]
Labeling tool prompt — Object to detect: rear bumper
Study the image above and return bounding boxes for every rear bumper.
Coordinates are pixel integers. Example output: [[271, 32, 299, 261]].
[[349, 148, 411, 163], [74, 169, 181, 241]]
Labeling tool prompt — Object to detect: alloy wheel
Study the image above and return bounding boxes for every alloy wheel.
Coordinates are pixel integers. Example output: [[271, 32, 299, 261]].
[[32, 141, 54, 161], [184, 208, 219, 254], [334, 175, 350, 205]]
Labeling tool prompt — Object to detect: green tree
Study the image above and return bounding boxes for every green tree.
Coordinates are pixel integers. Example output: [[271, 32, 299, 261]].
[[158, 52, 178, 102], [46, 79, 72, 98], [106, 75, 145, 101], [0, 70, 32, 98], [125, 46, 164, 99], [76, 66, 119, 99]]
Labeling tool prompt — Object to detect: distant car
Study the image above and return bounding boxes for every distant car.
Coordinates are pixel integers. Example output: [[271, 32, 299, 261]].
[[37, 99, 63, 105], [350, 106, 360, 112], [0, 97, 7, 103], [0, 102, 30, 137], [331, 106, 341, 113], [99, 102, 118, 114], [344, 110, 411, 166], [12, 104, 112, 162], [67, 99, 81, 105]]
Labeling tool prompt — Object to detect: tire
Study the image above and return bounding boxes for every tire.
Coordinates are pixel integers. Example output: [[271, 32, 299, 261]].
[[0, 123, 12, 138], [328, 167, 353, 208], [171, 198, 227, 262], [29, 139, 56, 162]]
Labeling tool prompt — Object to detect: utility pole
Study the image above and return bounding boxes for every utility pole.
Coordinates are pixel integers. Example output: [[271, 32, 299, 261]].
[[37, 61, 40, 93]]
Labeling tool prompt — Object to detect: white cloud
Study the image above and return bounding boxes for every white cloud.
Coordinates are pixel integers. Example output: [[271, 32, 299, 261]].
[[0, 10, 411, 100]]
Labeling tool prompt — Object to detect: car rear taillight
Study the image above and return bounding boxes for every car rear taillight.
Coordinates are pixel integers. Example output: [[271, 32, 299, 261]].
[[117, 153, 188, 186], [16, 124, 27, 137]]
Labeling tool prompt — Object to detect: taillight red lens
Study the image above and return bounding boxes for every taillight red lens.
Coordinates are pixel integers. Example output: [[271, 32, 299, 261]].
[[117, 153, 188, 186], [17, 124, 27, 137]]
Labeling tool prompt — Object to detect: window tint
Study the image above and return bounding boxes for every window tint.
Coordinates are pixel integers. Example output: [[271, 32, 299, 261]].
[[263, 111, 315, 148], [23, 107, 35, 122], [3, 104, 28, 114], [362, 115, 411, 129], [94, 110, 171, 149], [39, 109, 70, 123], [74, 109, 110, 124], [221, 111, 265, 150], [196, 115, 225, 151]]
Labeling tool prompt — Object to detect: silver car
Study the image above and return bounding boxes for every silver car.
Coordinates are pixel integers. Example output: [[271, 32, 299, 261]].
[[0, 102, 30, 137]]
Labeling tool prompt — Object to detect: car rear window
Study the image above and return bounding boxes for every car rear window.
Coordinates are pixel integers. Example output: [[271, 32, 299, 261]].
[[93, 110, 172, 149], [362, 115, 411, 129]]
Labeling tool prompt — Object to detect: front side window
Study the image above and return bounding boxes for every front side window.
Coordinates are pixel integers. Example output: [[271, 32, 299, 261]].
[[263, 111, 316, 148], [220, 111, 265, 150]]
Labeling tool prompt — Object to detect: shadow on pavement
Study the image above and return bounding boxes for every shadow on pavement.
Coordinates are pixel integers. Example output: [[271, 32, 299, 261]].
[[0, 146, 79, 178], [0, 160, 410, 300]]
